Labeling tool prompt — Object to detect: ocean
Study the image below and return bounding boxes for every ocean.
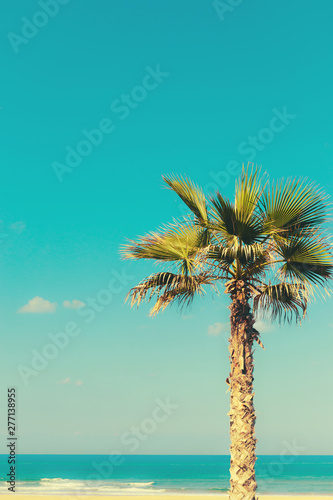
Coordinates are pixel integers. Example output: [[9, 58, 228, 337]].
[[0, 455, 332, 495]]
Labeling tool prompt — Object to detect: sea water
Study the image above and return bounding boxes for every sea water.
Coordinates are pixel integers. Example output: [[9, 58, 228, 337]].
[[0, 454, 332, 495]]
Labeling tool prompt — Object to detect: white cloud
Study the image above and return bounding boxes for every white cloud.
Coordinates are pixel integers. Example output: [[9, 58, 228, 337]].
[[18, 296, 57, 314], [57, 378, 83, 386], [58, 378, 71, 385], [208, 322, 229, 336], [63, 299, 86, 309], [254, 319, 274, 333]]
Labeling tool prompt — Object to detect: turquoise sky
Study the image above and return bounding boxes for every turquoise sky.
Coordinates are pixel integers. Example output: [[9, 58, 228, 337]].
[[1, 0, 333, 455]]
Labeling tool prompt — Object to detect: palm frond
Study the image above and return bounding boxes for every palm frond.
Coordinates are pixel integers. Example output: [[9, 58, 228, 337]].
[[122, 171, 332, 324], [208, 242, 266, 266], [163, 174, 208, 224], [262, 177, 330, 236], [121, 222, 207, 274], [126, 271, 217, 316], [275, 233, 333, 286], [252, 282, 308, 323], [209, 195, 237, 244], [242, 246, 273, 279], [210, 193, 264, 245], [234, 164, 265, 224]]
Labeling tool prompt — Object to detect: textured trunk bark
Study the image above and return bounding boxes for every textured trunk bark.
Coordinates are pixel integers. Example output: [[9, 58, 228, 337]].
[[227, 280, 257, 500]]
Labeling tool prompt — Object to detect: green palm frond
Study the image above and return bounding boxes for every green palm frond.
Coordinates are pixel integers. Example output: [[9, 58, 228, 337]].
[[163, 174, 208, 224], [275, 233, 333, 286], [252, 282, 308, 323], [241, 246, 273, 280], [208, 244, 235, 265], [123, 171, 332, 320], [210, 193, 264, 245], [209, 195, 237, 243], [262, 178, 329, 236], [208, 242, 266, 266], [234, 164, 265, 224], [127, 271, 217, 316], [121, 222, 207, 274]]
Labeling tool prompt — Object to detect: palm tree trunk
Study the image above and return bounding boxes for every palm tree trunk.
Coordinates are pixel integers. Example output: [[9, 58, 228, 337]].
[[227, 280, 257, 500]]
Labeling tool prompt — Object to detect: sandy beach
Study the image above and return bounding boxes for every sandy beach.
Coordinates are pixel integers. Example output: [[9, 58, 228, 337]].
[[1, 496, 333, 500]]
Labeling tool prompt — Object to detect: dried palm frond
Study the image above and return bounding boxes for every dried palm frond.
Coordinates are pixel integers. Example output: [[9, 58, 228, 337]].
[[127, 271, 217, 316], [252, 282, 309, 323]]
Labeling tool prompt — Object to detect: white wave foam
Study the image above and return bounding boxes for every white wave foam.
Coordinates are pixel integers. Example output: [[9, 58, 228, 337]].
[[0, 478, 164, 496]]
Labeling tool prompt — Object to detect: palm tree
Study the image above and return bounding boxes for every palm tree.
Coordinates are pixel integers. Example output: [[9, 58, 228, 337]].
[[121, 166, 332, 500]]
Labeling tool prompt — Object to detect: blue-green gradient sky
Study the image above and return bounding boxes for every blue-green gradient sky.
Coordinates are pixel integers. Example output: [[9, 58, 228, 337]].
[[1, 0, 333, 455]]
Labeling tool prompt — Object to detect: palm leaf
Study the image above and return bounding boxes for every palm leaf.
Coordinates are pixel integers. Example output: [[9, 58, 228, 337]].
[[127, 271, 217, 316], [208, 242, 266, 266], [262, 178, 329, 236], [252, 282, 308, 323], [234, 164, 265, 224], [275, 233, 333, 286], [122, 171, 332, 323], [121, 222, 207, 274], [210, 193, 264, 245], [241, 246, 273, 279], [163, 174, 208, 224]]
